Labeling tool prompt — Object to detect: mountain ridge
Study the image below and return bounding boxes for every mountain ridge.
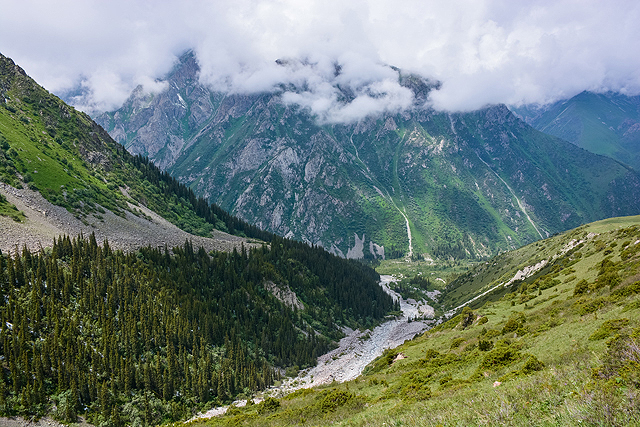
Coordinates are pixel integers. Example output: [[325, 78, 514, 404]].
[[511, 91, 640, 170], [96, 54, 640, 260]]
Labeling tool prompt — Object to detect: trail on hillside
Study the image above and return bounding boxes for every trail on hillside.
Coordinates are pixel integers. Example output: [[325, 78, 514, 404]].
[[190, 275, 433, 421]]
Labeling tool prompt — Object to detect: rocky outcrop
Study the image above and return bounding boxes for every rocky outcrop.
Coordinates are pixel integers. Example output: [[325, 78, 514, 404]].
[[263, 281, 304, 311]]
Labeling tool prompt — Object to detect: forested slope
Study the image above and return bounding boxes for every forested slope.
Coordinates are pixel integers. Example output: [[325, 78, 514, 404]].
[[0, 234, 393, 425]]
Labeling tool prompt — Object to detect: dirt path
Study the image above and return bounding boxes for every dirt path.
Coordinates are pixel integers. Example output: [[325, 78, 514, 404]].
[[190, 275, 434, 421]]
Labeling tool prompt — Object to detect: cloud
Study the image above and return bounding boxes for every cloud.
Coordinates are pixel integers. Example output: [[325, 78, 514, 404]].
[[1, 0, 639, 118]]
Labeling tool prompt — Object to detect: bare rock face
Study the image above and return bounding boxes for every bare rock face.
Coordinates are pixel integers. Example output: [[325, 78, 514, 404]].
[[95, 53, 640, 260], [263, 281, 304, 311]]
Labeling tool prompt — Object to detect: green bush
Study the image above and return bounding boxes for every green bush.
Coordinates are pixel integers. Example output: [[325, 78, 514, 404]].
[[520, 355, 545, 374], [317, 389, 354, 413], [573, 279, 589, 296], [612, 281, 640, 299], [257, 397, 280, 414], [589, 319, 630, 341], [450, 337, 466, 349], [502, 312, 526, 335], [576, 297, 609, 315], [479, 345, 521, 370], [478, 339, 494, 351], [460, 306, 475, 329], [401, 371, 432, 401], [484, 329, 501, 339]]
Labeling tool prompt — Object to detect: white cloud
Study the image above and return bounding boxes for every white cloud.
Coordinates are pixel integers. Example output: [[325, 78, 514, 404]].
[[1, 0, 639, 117]]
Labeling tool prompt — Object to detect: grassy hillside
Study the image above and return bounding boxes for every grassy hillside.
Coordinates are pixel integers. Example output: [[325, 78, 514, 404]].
[[0, 52, 270, 242], [513, 91, 640, 170], [188, 216, 640, 426]]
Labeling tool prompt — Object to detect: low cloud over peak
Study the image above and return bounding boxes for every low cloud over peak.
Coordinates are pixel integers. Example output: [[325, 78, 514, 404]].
[[1, 0, 638, 118]]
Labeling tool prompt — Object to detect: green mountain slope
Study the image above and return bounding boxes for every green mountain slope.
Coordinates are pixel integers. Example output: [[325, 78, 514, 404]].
[[0, 52, 271, 252], [0, 53, 396, 425], [512, 91, 640, 170], [187, 215, 640, 427], [97, 53, 640, 260]]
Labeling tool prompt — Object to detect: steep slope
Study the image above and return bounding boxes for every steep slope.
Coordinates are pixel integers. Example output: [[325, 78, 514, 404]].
[[0, 52, 269, 253], [0, 53, 396, 425], [97, 53, 640, 260], [512, 91, 640, 170], [185, 215, 640, 427]]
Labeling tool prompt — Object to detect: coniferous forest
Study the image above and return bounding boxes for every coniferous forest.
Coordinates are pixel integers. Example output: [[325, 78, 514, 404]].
[[0, 234, 393, 425]]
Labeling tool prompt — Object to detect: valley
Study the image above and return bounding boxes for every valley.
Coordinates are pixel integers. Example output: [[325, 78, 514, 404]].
[[190, 274, 435, 421], [1, 48, 640, 427], [185, 215, 640, 427]]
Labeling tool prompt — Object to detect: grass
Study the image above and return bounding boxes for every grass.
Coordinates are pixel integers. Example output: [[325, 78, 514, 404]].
[[0, 193, 25, 222], [181, 217, 640, 427]]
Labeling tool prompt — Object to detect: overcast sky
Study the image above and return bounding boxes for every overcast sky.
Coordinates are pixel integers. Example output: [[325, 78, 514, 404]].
[[1, 0, 639, 121]]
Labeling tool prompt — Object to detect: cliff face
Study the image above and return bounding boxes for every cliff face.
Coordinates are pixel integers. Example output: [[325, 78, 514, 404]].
[[96, 53, 640, 260]]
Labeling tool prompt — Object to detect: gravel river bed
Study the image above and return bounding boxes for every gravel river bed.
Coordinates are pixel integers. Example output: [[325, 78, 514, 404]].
[[191, 275, 436, 421]]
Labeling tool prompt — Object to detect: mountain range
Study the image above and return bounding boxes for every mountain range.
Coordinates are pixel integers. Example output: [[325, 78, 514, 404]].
[[96, 52, 640, 260], [512, 91, 640, 170], [2, 49, 640, 426]]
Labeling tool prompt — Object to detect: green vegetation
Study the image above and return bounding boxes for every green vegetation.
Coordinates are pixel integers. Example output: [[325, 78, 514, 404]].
[[515, 91, 640, 170], [0, 193, 24, 222], [0, 234, 393, 424], [184, 217, 640, 427], [0, 53, 270, 241], [99, 53, 640, 262]]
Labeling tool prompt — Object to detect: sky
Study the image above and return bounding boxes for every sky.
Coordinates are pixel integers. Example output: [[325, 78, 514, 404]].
[[1, 0, 639, 122]]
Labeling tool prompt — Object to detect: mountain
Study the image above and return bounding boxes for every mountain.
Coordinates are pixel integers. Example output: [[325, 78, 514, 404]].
[[97, 52, 640, 260], [0, 52, 395, 425], [186, 215, 640, 427], [512, 91, 640, 170], [0, 52, 272, 253]]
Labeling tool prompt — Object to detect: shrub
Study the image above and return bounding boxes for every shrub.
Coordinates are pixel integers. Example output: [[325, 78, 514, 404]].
[[593, 334, 640, 388], [484, 329, 501, 339], [597, 271, 621, 289], [450, 337, 466, 349], [520, 355, 545, 374], [317, 389, 354, 413], [479, 346, 521, 370], [589, 319, 630, 341], [576, 297, 609, 315], [573, 279, 589, 296], [257, 397, 280, 414], [401, 371, 432, 401], [502, 312, 526, 335], [612, 281, 640, 299], [424, 348, 441, 361], [478, 339, 494, 351], [460, 306, 475, 329]]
